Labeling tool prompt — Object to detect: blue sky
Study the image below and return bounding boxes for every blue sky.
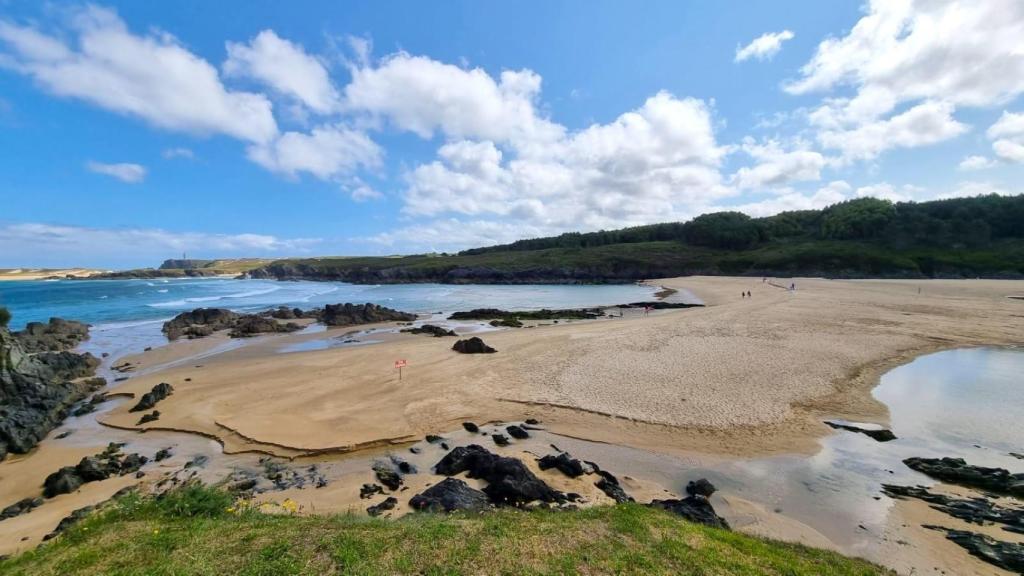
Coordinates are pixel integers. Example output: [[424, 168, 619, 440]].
[[1, 0, 1022, 268]]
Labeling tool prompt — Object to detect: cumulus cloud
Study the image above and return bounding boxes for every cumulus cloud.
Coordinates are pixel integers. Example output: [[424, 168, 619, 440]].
[[816, 101, 967, 162], [786, 0, 1024, 162], [85, 161, 147, 183], [0, 222, 319, 268], [735, 30, 794, 63], [247, 123, 382, 181], [224, 30, 340, 114], [0, 6, 277, 143], [731, 138, 826, 189], [987, 111, 1024, 162], [958, 155, 996, 171]]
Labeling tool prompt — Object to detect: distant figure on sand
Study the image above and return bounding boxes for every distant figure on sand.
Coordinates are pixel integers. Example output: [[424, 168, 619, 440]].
[[789, 283, 796, 291]]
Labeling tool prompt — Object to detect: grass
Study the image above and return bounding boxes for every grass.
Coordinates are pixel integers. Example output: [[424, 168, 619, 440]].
[[0, 486, 890, 576]]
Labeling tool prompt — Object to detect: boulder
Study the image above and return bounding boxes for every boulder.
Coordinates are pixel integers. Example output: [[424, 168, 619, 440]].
[[360, 483, 384, 499], [505, 425, 529, 439], [462, 422, 480, 433], [650, 495, 730, 530], [686, 478, 717, 498], [409, 478, 490, 513], [43, 467, 83, 498], [824, 420, 897, 442], [137, 410, 160, 425], [162, 308, 240, 340], [491, 434, 510, 447], [366, 496, 398, 517], [14, 318, 90, 353], [452, 337, 496, 354], [228, 315, 302, 338], [372, 461, 402, 491], [154, 448, 172, 462], [925, 526, 1024, 573], [0, 497, 44, 520], [130, 382, 173, 412]]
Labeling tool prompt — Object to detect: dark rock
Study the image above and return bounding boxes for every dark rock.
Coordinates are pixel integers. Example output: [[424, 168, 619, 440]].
[[228, 315, 302, 338], [55, 430, 73, 439], [129, 382, 174, 412], [1011, 452, 1024, 461], [449, 308, 602, 321], [433, 444, 562, 505], [650, 495, 729, 529], [491, 434, 510, 447], [42, 505, 94, 541], [525, 418, 539, 425], [409, 478, 490, 513], [904, 457, 1024, 496], [409, 446, 422, 454], [400, 324, 457, 337], [367, 496, 398, 517], [440, 442, 450, 451], [154, 448, 172, 462], [489, 318, 523, 328], [76, 456, 116, 482], [184, 455, 208, 469], [0, 496, 44, 520], [14, 318, 90, 353], [229, 478, 258, 493], [538, 453, 585, 478], [506, 425, 529, 439], [686, 478, 717, 498], [824, 420, 897, 442], [462, 422, 479, 433], [137, 410, 160, 425], [162, 308, 240, 340], [452, 337, 496, 354], [596, 477, 633, 503], [43, 466, 82, 498], [119, 453, 148, 474], [426, 434, 445, 443], [882, 484, 1024, 532], [319, 303, 416, 327], [925, 525, 1024, 573], [623, 301, 703, 310], [360, 483, 384, 499], [373, 462, 402, 491], [0, 325, 100, 460]]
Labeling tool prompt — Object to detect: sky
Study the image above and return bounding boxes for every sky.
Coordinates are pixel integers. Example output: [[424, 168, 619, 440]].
[[1, 0, 1023, 268]]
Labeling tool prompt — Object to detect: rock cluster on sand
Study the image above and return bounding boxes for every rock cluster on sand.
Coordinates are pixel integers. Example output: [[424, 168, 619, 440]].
[[0, 322, 100, 461], [882, 484, 1024, 531], [452, 337, 496, 354], [650, 479, 730, 529], [925, 526, 1024, 573], [448, 308, 603, 321], [409, 478, 490, 513], [319, 303, 416, 326], [162, 308, 301, 340], [42, 443, 147, 498], [432, 444, 563, 505]]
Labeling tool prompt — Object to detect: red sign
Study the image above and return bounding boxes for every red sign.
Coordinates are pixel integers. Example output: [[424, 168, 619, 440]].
[[394, 359, 408, 368]]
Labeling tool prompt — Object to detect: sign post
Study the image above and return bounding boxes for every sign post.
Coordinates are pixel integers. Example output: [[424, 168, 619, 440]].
[[394, 359, 407, 381]]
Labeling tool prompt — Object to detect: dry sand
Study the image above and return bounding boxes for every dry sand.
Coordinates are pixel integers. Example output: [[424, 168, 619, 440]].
[[0, 268, 104, 280], [99, 276, 1024, 458]]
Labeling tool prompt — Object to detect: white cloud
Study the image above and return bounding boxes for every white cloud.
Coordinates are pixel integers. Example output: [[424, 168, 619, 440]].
[[987, 111, 1024, 162], [735, 30, 794, 63], [731, 138, 826, 189], [936, 181, 1016, 199], [162, 147, 194, 160], [817, 101, 967, 162], [85, 161, 146, 183], [224, 30, 339, 114], [247, 123, 383, 180], [786, 0, 1024, 163], [344, 53, 565, 152], [726, 181, 851, 217], [0, 222, 319, 268], [854, 182, 923, 203], [0, 6, 277, 143], [958, 155, 996, 171]]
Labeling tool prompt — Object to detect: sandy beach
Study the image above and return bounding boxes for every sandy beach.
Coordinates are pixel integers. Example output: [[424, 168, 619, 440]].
[[98, 276, 1024, 458]]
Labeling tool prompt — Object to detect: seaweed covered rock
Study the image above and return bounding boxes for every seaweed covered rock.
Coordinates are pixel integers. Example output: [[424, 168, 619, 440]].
[[401, 324, 457, 337], [452, 337, 496, 354], [409, 478, 490, 513], [162, 308, 240, 340], [0, 323, 100, 461]]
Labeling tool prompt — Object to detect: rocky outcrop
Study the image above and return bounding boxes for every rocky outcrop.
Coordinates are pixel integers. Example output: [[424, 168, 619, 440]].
[[449, 308, 602, 321], [366, 496, 398, 517], [0, 323, 100, 461], [162, 308, 301, 340], [433, 444, 563, 506], [824, 420, 897, 442], [903, 457, 1024, 497], [372, 461, 403, 491], [452, 337, 496, 354], [650, 479, 729, 529], [13, 318, 90, 353], [129, 383, 173, 412], [538, 453, 586, 478], [400, 324, 457, 337], [1, 497, 43, 521], [319, 303, 416, 327], [882, 484, 1024, 532], [42, 443, 147, 498], [409, 478, 491, 513]]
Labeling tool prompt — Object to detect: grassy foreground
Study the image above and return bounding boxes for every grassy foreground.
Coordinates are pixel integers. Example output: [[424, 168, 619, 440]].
[[0, 486, 889, 576]]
